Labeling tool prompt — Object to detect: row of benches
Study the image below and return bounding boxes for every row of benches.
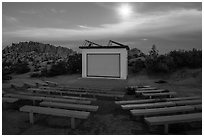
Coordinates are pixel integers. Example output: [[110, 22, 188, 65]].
[[134, 86, 177, 99], [118, 98, 202, 110], [115, 96, 202, 134], [3, 91, 100, 129], [28, 87, 124, 99], [40, 86, 123, 95], [11, 81, 50, 89]]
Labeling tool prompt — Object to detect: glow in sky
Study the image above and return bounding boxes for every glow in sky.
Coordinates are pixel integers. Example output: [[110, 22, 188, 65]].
[[117, 3, 133, 19], [2, 2, 202, 53]]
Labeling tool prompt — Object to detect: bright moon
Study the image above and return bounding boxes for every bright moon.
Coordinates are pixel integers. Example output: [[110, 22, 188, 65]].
[[118, 4, 133, 19]]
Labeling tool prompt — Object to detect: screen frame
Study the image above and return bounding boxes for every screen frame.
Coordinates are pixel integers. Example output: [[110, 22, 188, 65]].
[[86, 53, 121, 78]]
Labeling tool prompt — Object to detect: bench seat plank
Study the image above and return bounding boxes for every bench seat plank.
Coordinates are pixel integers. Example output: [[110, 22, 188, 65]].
[[165, 96, 201, 101], [115, 99, 158, 105], [128, 85, 152, 89], [121, 102, 175, 110], [5, 93, 44, 101], [145, 113, 202, 126], [40, 86, 124, 95], [131, 106, 194, 116], [2, 97, 19, 103], [40, 101, 99, 112], [174, 100, 202, 106], [42, 96, 91, 104], [136, 89, 168, 94], [142, 92, 176, 98], [136, 87, 157, 91], [20, 105, 90, 119], [21, 91, 97, 101], [89, 93, 124, 98], [29, 88, 124, 98], [28, 88, 88, 96]]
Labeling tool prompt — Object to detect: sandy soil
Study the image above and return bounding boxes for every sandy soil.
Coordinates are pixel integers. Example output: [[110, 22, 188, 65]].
[[2, 68, 202, 135]]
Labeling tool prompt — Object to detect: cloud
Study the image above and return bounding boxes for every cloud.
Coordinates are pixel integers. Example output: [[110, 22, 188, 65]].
[[3, 16, 18, 23], [50, 8, 66, 14], [3, 8, 201, 42], [77, 25, 92, 29], [19, 10, 39, 15]]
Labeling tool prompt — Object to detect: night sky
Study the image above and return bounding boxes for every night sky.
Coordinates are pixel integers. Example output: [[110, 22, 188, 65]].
[[2, 2, 202, 53]]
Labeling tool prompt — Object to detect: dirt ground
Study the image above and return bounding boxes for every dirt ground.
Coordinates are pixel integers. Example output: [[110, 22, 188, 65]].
[[2, 68, 202, 135]]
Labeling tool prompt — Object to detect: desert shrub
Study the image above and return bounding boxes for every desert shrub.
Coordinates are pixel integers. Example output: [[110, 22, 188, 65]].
[[169, 49, 202, 69], [67, 54, 82, 74], [145, 45, 159, 72], [145, 45, 176, 73], [48, 61, 68, 76], [132, 59, 145, 73], [155, 55, 175, 73], [14, 61, 30, 74]]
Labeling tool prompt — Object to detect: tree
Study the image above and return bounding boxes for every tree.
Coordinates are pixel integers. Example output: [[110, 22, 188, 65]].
[[149, 44, 159, 59]]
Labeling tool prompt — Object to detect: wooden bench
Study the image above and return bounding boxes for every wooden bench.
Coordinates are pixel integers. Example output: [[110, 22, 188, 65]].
[[128, 85, 152, 89], [115, 99, 159, 105], [136, 87, 157, 91], [130, 105, 194, 117], [2, 97, 19, 103], [45, 81, 58, 87], [40, 101, 99, 112], [61, 86, 112, 92], [142, 92, 177, 99], [174, 99, 202, 106], [88, 92, 124, 99], [5, 93, 44, 105], [136, 89, 168, 94], [165, 96, 201, 101], [31, 88, 124, 99], [42, 86, 124, 95], [145, 113, 202, 134], [5, 93, 91, 105], [121, 102, 175, 110], [28, 88, 88, 96], [20, 105, 90, 129], [22, 91, 97, 101]]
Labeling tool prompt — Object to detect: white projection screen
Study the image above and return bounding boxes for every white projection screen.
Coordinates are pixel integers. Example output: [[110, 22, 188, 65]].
[[87, 54, 120, 78]]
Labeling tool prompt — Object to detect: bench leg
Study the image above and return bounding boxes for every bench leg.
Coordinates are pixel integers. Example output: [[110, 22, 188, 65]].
[[164, 124, 169, 134], [29, 112, 34, 124], [71, 117, 75, 129]]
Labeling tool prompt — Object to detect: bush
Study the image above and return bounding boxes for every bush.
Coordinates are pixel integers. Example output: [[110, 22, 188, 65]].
[[14, 61, 30, 74], [132, 59, 145, 73], [67, 54, 82, 74], [48, 61, 68, 76], [169, 49, 202, 69], [143, 45, 202, 73]]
